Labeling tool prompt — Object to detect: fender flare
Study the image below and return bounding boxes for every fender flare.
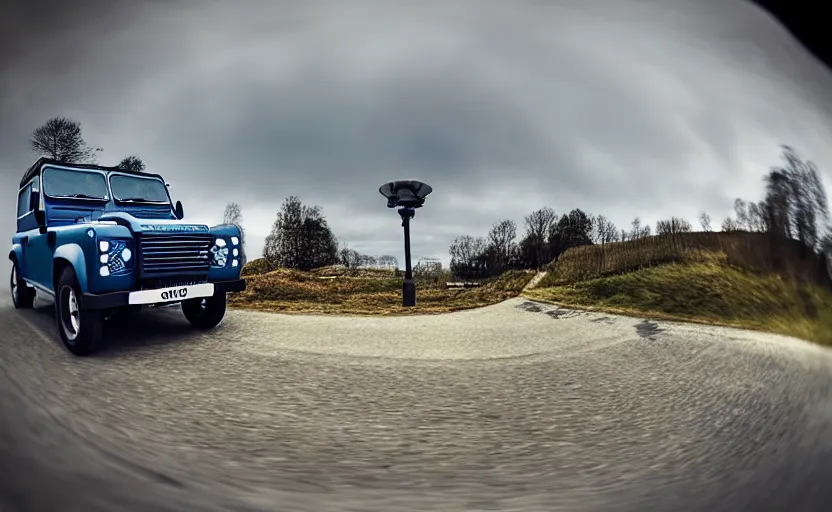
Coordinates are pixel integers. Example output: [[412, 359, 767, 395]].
[[53, 243, 89, 294], [8, 244, 22, 263]]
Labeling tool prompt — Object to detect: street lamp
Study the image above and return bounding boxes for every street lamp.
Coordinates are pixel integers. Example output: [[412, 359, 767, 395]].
[[378, 180, 433, 307]]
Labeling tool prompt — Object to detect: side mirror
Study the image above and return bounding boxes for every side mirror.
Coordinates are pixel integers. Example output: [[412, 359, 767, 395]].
[[174, 200, 184, 220], [34, 209, 47, 235], [30, 190, 40, 211]]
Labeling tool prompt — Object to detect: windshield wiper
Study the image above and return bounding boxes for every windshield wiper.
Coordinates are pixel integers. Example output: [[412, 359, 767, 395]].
[[56, 193, 106, 200], [118, 197, 167, 203]]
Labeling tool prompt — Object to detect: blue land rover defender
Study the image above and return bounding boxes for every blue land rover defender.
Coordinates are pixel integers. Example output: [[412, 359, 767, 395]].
[[9, 158, 246, 356]]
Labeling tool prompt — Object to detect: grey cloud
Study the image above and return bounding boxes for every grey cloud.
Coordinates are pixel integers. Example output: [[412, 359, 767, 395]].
[[3, 0, 832, 265]]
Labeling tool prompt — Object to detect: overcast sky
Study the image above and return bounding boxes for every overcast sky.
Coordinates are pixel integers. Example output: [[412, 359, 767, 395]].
[[3, 0, 832, 267]]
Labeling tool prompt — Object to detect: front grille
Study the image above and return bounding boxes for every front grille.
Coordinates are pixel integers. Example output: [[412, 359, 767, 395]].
[[141, 276, 208, 290], [140, 233, 214, 275]]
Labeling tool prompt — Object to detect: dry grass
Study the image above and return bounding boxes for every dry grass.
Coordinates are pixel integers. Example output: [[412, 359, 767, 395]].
[[230, 263, 536, 316], [233, 238, 832, 346], [527, 251, 832, 345], [542, 231, 831, 288]]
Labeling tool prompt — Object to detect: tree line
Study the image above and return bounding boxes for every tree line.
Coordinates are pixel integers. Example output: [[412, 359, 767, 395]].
[[226, 144, 832, 279], [447, 145, 831, 279]]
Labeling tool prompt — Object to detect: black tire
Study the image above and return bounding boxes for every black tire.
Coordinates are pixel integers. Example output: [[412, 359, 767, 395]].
[[181, 293, 227, 329], [10, 260, 35, 309], [55, 266, 103, 356]]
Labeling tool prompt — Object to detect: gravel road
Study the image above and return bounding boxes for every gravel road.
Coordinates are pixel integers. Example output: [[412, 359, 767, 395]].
[[2, 281, 832, 512]]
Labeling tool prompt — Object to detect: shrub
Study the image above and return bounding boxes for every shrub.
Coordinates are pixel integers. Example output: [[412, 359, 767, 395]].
[[241, 257, 270, 277]]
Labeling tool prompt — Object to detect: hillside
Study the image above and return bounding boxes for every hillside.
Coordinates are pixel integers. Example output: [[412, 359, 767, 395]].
[[231, 260, 536, 315], [527, 233, 832, 345], [541, 231, 831, 288]]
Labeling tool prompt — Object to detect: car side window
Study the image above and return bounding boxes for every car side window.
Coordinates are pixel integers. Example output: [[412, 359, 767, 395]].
[[17, 184, 31, 218]]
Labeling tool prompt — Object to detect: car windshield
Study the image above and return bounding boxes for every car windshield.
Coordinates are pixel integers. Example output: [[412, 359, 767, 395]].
[[110, 174, 170, 204], [42, 168, 109, 199]]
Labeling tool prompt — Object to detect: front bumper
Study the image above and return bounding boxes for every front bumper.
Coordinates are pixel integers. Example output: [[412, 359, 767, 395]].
[[81, 278, 246, 311]]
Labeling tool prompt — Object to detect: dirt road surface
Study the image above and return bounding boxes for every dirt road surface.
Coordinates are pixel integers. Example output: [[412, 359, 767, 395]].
[[2, 281, 832, 511]]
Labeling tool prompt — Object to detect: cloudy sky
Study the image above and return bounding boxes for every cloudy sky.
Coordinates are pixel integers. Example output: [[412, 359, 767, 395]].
[[3, 0, 832, 267]]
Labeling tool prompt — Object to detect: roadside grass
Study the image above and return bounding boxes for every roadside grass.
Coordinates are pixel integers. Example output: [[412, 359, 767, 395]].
[[525, 252, 832, 346], [230, 261, 536, 315], [541, 231, 830, 288]]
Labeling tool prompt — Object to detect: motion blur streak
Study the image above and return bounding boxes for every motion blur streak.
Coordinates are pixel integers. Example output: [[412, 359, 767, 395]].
[[2, 292, 832, 511]]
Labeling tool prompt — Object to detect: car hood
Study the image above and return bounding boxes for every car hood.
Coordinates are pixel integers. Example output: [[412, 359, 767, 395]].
[[98, 211, 210, 233]]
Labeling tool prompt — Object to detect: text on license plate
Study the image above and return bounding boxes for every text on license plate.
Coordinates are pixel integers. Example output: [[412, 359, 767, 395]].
[[128, 283, 215, 305]]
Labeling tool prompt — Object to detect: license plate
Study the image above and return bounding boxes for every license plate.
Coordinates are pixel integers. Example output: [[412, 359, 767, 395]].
[[128, 283, 215, 305]]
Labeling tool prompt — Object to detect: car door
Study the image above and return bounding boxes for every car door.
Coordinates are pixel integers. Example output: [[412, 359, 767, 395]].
[[14, 183, 32, 277], [23, 177, 51, 290]]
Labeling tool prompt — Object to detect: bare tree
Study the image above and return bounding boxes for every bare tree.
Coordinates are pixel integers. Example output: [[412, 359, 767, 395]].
[[747, 201, 769, 232], [358, 254, 378, 268], [376, 254, 399, 269], [30, 117, 101, 163], [118, 155, 146, 173], [449, 235, 488, 279], [721, 217, 741, 232], [629, 217, 651, 239], [413, 258, 442, 281], [338, 247, 361, 269], [519, 207, 557, 268], [655, 217, 693, 235], [733, 199, 751, 231], [698, 211, 712, 232], [630, 217, 641, 238], [592, 215, 618, 245], [763, 145, 830, 251], [486, 219, 517, 274], [222, 202, 246, 264]]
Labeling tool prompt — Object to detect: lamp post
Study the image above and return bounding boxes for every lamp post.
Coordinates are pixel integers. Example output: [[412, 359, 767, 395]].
[[379, 180, 433, 307]]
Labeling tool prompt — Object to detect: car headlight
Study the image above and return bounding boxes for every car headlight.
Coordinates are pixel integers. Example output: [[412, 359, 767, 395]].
[[211, 238, 229, 267], [98, 239, 134, 276]]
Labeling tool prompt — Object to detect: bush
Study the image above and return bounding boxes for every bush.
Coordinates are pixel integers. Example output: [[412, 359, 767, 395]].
[[241, 257, 270, 277]]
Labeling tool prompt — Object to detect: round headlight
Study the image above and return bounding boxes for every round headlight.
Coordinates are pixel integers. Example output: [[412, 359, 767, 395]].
[[216, 238, 227, 248], [99, 241, 109, 252], [121, 247, 132, 262], [211, 244, 229, 267]]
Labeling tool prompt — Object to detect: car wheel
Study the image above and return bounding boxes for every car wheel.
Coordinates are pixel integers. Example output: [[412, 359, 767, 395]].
[[181, 292, 227, 329], [55, 266, 103, 356], [10, 260, 35, 309]]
